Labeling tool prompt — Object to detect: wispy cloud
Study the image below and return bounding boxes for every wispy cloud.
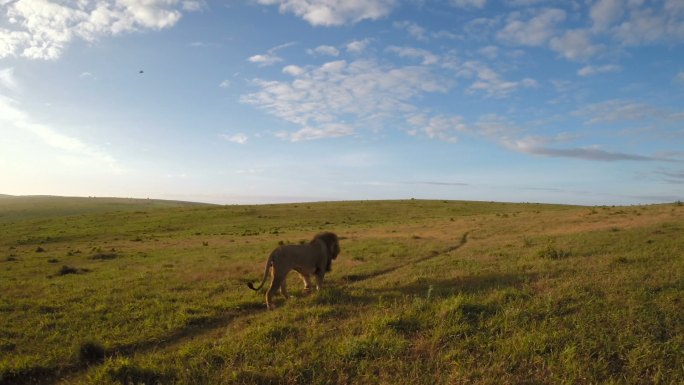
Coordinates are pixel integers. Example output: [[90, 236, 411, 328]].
[[473, 114, 671, 162], [385, 45, 439, 65], [221, 133, 248, 144], [458, 61, 537, 98], [449, 0, 486, 9], [407, 114, 465, 143], [573, 99, 663, 124], [578, 64, 621, 76], [79, 72, 95, 80], [394, 20, 428, 40], [654, 169, 684, 184], [676, 71, 684, 84], [497, 8, 566, 46], [0, 96, 121, 171], [346, 39, 372, 54], [508, 140, 661, 162], [247, 41, 297, 67], [0, 67, 18, 90], [287, 123, 355, 142]]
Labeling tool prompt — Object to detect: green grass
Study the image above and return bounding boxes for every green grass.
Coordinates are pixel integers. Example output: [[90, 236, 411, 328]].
[[0, 197, 682, 384]]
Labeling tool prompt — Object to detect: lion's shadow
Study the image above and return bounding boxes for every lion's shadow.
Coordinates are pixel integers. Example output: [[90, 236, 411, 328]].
[[315, 271, 539, 308]]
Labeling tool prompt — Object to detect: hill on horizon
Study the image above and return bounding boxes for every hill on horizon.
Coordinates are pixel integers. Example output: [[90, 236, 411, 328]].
[[0, 194, 210, 223]]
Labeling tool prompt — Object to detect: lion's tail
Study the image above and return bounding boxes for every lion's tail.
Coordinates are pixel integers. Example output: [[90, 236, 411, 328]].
[[247, 250, 275, 291]]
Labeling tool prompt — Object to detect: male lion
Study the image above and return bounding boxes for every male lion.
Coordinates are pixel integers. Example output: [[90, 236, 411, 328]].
[[247, 232, 340, 310]]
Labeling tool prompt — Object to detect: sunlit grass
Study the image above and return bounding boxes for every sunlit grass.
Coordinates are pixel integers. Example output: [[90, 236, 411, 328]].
[[1, 197, 682, 384]]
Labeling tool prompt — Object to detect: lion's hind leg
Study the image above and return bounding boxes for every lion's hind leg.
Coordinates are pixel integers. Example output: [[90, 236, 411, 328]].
[[279, 278, 290, 299], [265, 274, 281, 310]]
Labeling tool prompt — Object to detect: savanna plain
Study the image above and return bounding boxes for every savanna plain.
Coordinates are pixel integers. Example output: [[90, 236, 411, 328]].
[[1, 195, 683, 384]]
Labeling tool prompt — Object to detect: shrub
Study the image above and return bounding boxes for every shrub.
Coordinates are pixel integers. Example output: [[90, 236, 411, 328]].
[[90, 253, 117, 260], [57, 265, 90, 276], [536, 242, 570, 259]]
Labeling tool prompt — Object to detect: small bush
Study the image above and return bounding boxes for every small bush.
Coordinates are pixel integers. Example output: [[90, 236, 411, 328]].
[[47, 258, 59, 263], [90, 253, 117, 260], [536, 242, 570, 259], [57, 265, 90, 276], [35, 246, 45, 253]]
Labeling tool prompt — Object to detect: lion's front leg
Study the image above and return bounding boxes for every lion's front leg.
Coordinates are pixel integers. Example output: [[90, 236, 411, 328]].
[[298, 273, 314, 295], [314, 273, 324, 291]]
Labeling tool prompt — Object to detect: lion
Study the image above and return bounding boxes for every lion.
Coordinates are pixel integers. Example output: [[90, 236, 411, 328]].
[[247, 232, 340, 310]]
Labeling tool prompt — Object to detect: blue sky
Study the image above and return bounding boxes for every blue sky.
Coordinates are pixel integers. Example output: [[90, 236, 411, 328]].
[[0, 0, 683, 205]]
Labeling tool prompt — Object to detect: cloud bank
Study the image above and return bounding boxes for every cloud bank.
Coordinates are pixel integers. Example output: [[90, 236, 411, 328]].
[[0, 0, 202, 60]]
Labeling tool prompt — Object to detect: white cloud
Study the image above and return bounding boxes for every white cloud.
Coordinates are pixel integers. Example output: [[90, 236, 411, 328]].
[[282, 65, 305, 76], [0, 67, 18, 90], [219, 79, 231, 88], [346, 39, 371, 54], [497, 8, 566, 46], [0, 0, 197, 60], [577, 64, 621, 76], [0, 95, 121, 171], [256, 0, 397, 26], [394, 20, 428, 40], [386, 45, 439, 65], [241, 59, 450, 139], [550, 29, 603, 61], [222, 133, 248, 144], [450, 0, 486, 9], [590, 0, 625, 30], [308, 44, 340, 56], [613, 2, 684, 45], [248, 53, 282, 66]]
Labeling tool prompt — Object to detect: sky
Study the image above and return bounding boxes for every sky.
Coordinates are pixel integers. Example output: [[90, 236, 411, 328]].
[[0, 0, 683, 206]]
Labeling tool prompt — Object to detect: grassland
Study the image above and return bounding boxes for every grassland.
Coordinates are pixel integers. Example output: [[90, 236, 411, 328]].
[[1, 197, 682, 384]]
